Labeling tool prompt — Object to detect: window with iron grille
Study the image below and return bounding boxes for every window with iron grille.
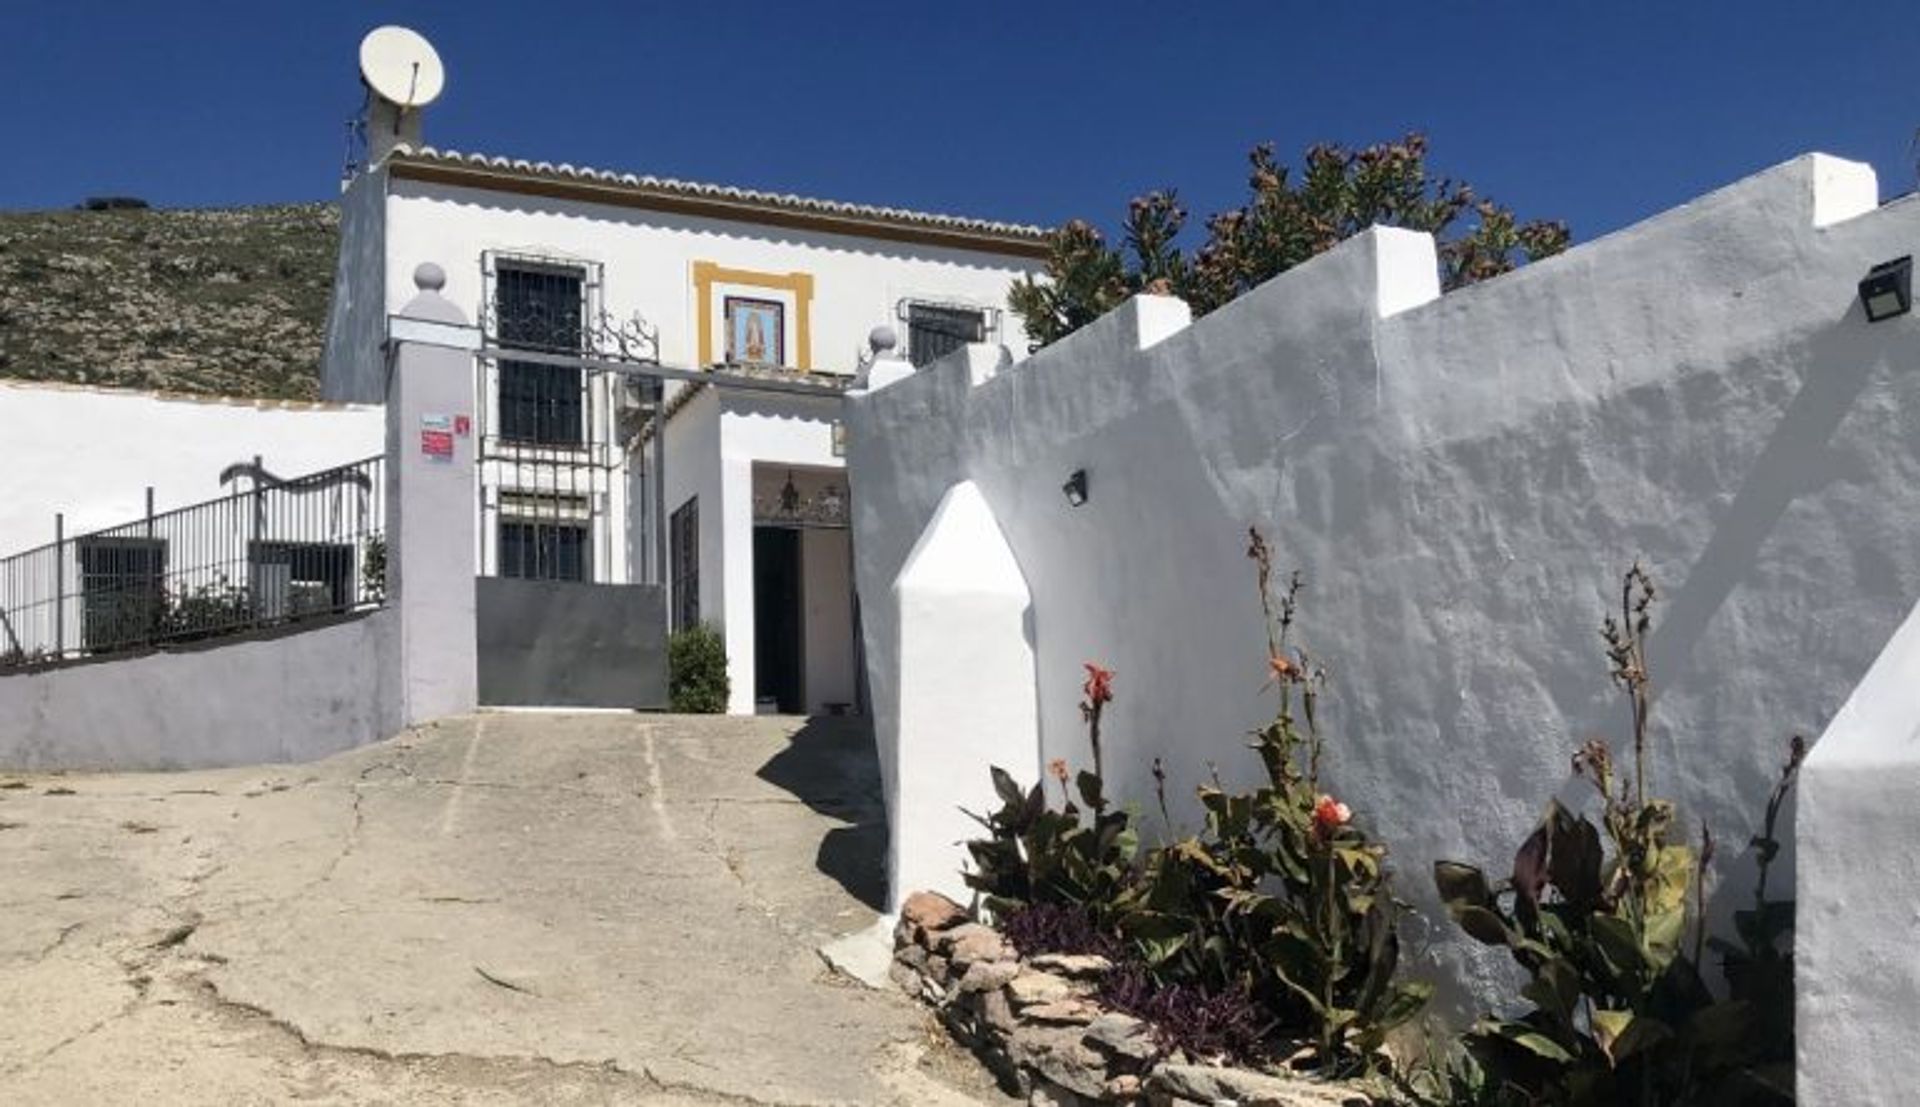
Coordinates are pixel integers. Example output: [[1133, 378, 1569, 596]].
[[670, 497, 699, 631], [906, 303, 988, 368], [77, 537, 166, 652], [498, 519, 591, 582], [495, 263, 586, 445]]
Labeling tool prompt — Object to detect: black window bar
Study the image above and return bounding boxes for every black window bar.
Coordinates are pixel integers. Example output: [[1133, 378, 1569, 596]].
[[0, 456, 386, 670], [495, 264, 587, 446]]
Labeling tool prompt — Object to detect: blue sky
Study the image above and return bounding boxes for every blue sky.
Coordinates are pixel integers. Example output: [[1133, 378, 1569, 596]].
[[2, 2, 1915, 246]]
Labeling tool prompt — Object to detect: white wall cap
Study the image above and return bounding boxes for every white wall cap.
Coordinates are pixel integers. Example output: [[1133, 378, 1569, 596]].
[[1368, 225, 1443, 317], [1131, 293, 1194, 349], [395, 276, 469, 327], [1025, 292, 1194, 372], [894, 480, 1030, 602], [1808, 153, 1879, 229], [1804, 598, 1920, 768], [961, 343, 1010, 388], [389, 315, 480, 350], [861, 356, 916, 394]]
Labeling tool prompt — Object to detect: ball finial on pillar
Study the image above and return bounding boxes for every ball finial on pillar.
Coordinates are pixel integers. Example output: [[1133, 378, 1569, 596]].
[[868, 325, 899, 358], [413, 262, 447, 293]]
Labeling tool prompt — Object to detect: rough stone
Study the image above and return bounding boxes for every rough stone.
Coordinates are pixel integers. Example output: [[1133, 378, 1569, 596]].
[[1083, 1012, 1156, 1063], [1020, 999, 1099, 1025], [1006, 970, 1075, 1007], [1148, 1062, 1373, 1107], [1028, 953, 1114, 978], [924, 953, 951, 983], [1007, 1023, 1109, 1100], [941, 922, 1013, 968], [981, 987, 1020, 1036], [895, 941, 930, 972], [887, 959, 924, 996], [1104, 1072, 1143, 1099], [1029, 1076, 1093, 1106], [959, 958, 1021, 993], [902, 890, 970, 938]]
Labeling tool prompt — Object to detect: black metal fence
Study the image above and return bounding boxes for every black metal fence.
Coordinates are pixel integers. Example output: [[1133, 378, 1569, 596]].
[[0, 456, 386, 670]]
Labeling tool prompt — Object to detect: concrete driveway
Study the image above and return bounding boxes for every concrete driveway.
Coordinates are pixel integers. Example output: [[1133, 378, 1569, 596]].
[[0, 713, 1005, 1105]]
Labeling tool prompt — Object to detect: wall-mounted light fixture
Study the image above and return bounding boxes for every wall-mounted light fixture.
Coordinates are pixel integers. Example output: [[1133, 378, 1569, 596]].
[[1062, 469, 1088, 507], [1860, 256, 1912, 323]]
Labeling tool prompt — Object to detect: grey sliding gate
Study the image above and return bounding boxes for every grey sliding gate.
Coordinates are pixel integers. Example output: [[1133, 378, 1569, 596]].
[[475, 577, 667, 709]]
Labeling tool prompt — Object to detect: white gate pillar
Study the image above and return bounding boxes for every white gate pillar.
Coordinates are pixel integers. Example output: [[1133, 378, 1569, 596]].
[[385, 262, 480, 726], [886, 480, 1040, 910]]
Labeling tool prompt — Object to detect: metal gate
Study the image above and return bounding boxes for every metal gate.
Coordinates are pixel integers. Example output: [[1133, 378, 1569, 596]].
[[472, 259, 669, 709], [467, 264, 854, 711]]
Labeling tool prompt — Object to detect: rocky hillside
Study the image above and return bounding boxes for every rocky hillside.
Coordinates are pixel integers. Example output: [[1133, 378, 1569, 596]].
[[0, 203, 336, 401]]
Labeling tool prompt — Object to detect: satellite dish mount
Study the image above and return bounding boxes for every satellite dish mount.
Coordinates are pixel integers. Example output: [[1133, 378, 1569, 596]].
[[357, 26, 445, 165]]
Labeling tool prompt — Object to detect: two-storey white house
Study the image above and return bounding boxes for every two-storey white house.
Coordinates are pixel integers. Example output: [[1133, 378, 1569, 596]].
[[320, 139, 1048, 714]]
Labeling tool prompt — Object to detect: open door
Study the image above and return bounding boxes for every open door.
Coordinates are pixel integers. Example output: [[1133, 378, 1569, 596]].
[[753, 526, 804, 713]]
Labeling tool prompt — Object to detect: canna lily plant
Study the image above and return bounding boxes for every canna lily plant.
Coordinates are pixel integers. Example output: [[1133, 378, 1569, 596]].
[[1121, 529, 1429, 1075], [1431, 566, 1798, 1105]]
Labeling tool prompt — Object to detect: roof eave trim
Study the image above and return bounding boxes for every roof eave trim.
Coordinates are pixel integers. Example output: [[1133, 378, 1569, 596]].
[[385, 158, 1052, 261]]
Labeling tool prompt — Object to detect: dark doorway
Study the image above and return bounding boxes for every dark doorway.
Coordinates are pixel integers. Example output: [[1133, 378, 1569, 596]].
[[754, 526, 804, 713]]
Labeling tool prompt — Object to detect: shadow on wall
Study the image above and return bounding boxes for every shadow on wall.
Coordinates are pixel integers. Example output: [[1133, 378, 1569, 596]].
[[755, 715, 888, 911], [1652, 312, 1900, 690]]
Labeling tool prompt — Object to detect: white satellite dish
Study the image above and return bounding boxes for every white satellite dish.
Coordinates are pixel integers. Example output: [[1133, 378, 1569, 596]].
[[358, 26, 444, 108]]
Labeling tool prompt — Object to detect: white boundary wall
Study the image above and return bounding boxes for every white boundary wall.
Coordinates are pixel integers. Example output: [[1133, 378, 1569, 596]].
[[0, 270, 480, 772], [0, 382, 383, 555], [847, 153, 1920, 1042]]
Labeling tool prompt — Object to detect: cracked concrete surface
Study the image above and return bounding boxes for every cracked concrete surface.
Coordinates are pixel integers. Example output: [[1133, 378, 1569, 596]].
[[0, 713, 1011, 1105]]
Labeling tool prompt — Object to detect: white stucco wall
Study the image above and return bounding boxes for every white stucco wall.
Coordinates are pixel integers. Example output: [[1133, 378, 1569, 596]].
[[800, 527, 857, 713], [716, 392, 845, 714], [661, 387, 725, 635], [367, 178, 1039, 385], [0, 609, 399, 771], [1796, 596, 1920, 1107], [847, 153, 1920, 1021], [0, 382, 384, 556]]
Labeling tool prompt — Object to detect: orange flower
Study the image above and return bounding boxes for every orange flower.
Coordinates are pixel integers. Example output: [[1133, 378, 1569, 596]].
[[1081, 663, 1114, 708], [1048, 758, 1069, 783], [1268, 654, 1296, 681], [1312, 794, 1351, 837]]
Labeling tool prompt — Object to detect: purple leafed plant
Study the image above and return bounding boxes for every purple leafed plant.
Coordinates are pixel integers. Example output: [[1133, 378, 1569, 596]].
[[997, 901, 1120, 960]]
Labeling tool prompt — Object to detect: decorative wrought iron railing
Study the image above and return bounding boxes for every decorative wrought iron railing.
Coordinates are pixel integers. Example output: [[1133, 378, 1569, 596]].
[[0, 456, 386, 671]]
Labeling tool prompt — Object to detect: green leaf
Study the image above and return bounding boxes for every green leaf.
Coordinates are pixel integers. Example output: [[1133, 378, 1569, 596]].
[[1473, 1018, 1574, 1063], [1643, 905, 1687, 963], [1590, 1009, 1632, 1067], [1434, 861, 1494, 909], [1452, 905, 1514, 947], [1075, 769, 1104, 811], [990, 766, 1025, 810], [1546, 804, 1604, 910], [1593, 1009, 1671, 1067], [1521, 957, 1581, 1023], [1590, 913, 1648, 986], [1375, 982, 1432, 1030]]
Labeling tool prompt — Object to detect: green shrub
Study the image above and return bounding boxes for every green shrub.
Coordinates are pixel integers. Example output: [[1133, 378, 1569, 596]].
[[667, 623, 729, 713]]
